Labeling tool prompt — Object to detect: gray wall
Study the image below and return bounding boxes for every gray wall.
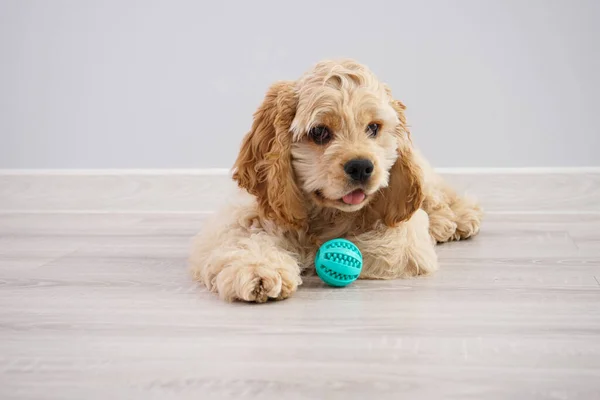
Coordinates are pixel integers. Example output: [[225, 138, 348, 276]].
[[1, 0, 599, 169]]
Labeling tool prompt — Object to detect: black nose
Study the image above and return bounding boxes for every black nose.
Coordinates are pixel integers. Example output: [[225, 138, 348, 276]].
[[344, 159, 374, 182]]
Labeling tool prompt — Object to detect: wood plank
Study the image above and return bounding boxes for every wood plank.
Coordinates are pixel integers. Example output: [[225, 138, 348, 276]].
[[0, 212, 599, 399]]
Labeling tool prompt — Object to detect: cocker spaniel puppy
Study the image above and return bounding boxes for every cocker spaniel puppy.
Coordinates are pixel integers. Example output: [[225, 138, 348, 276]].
[[190, 59, 482, 302]]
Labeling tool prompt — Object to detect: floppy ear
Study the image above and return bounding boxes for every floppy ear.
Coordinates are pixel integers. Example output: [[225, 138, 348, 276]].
[[369, 100, 424, 227], [232, 81, 306, 229]]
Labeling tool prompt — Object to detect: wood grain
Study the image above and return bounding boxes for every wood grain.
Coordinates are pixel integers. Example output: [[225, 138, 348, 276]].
[[1, 212, 600, 399]]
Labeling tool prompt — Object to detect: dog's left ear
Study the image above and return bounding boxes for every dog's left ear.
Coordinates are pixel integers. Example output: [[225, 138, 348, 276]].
[[232, 81, 307, 230], [369, 100, 424, 227]]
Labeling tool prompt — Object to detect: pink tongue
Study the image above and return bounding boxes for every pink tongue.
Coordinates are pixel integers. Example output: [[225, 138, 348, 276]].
[[342, 190, 366, 205]]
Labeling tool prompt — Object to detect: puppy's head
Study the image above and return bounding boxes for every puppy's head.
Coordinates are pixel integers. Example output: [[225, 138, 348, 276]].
[[233, 60, 423, 229]]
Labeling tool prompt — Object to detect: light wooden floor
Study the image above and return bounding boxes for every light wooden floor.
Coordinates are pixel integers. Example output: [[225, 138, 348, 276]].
[[1, 212, 599, 400]]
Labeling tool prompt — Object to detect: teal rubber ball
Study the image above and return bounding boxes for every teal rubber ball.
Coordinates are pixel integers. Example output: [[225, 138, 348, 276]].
[[315, 238, 363, 287]]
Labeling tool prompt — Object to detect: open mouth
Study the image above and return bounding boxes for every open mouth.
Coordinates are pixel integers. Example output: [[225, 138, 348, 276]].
[[341, 189, 366, 205], [315, 189, 368, 207]]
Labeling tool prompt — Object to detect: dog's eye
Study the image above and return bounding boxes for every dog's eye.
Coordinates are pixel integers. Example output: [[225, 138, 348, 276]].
[[366, 123, 380, 137], [309, 126, 332, 145]]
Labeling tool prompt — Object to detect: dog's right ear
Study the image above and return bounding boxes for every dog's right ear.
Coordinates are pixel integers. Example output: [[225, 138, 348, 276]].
[[232, 81, 306, 229]]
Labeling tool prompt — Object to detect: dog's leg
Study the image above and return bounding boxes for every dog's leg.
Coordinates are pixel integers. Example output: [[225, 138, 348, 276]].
[[423, 183, 483, 243], [447, 193, 483, 241], [411, 150, 482, 243], [354, 209, 438, 279], [189, 214, 301, 303]]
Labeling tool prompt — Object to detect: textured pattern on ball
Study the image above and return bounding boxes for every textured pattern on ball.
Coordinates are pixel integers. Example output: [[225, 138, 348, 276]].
[[315, 239, 363, 287]]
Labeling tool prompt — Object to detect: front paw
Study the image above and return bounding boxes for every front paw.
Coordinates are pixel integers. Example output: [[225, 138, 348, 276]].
[[429, 213, 458, 243], [215, 264, 301, 303], [452, 201, 483, 240]]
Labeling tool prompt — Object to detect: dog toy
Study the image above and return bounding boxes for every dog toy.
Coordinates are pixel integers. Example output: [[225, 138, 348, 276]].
[[315, 238, 363, 287]]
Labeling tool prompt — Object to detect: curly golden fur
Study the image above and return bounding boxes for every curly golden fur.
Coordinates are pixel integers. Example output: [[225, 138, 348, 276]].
[[190, 59, 482, 302]]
